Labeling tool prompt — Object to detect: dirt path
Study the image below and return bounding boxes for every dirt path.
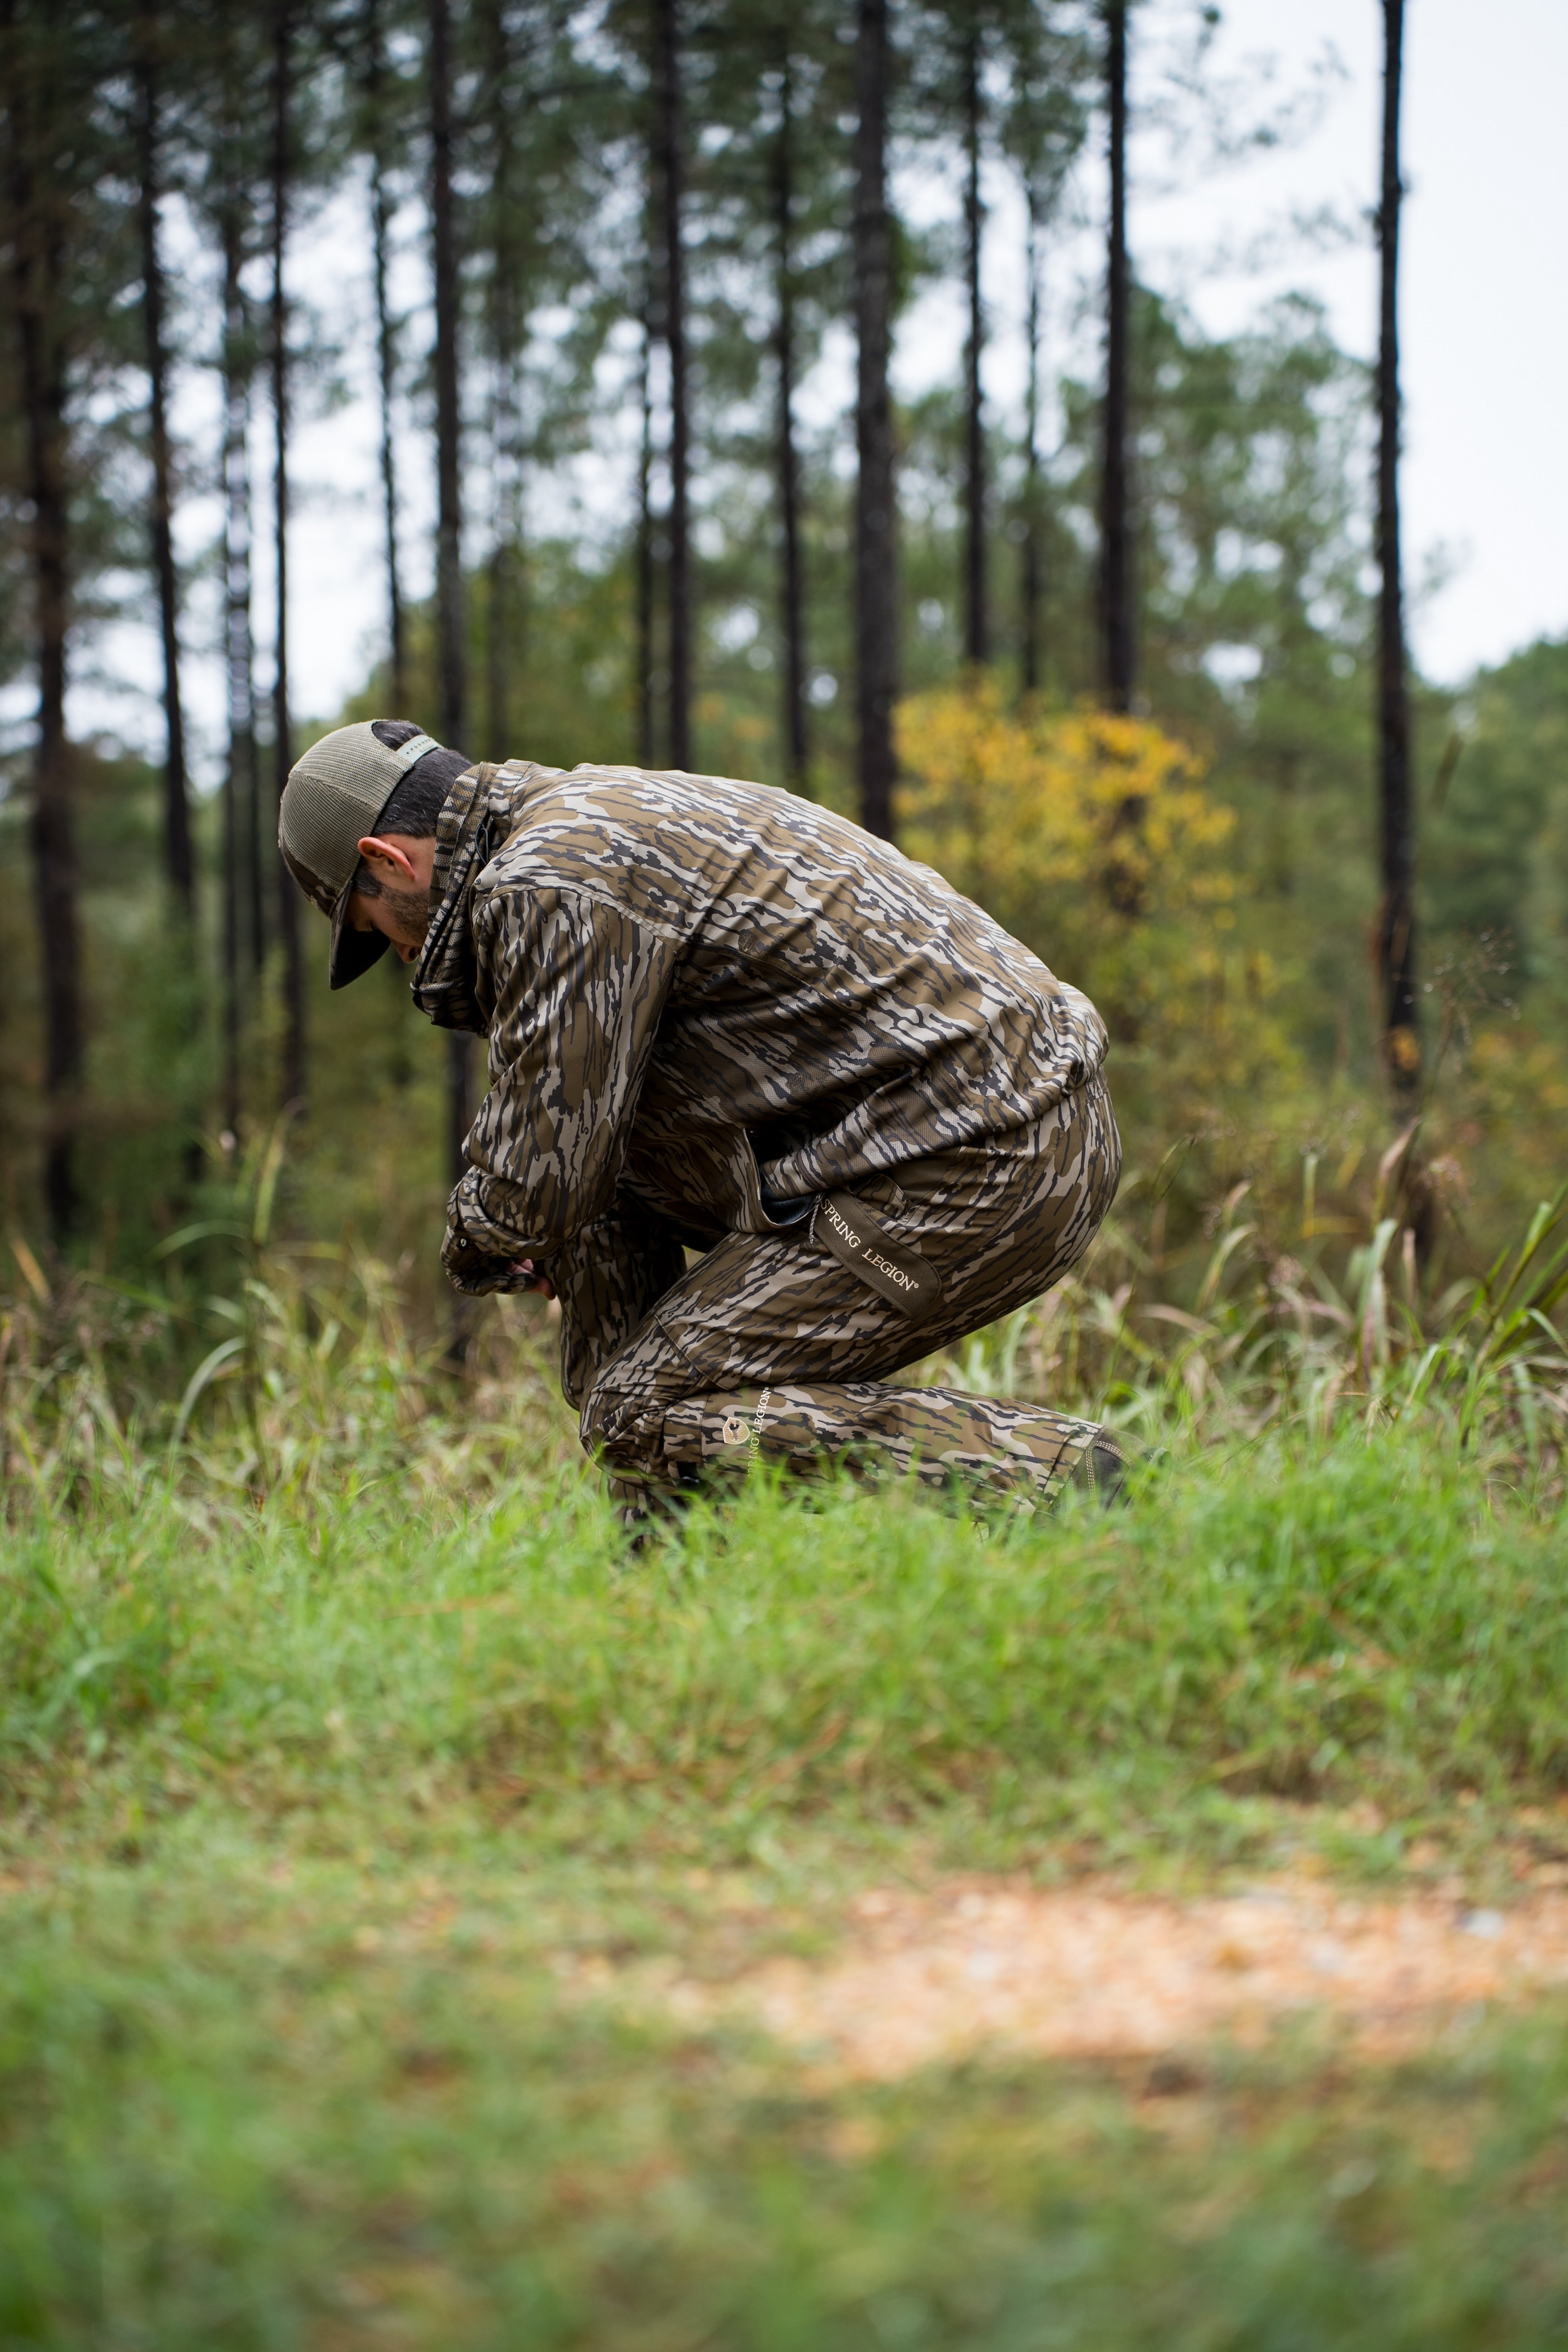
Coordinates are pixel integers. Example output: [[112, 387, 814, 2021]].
[[639, 1877, 1568, 2075]]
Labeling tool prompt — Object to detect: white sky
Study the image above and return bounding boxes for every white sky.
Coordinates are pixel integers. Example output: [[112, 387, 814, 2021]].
[[1130, 0, 1568, 685], [37, 0, 1568, 783]]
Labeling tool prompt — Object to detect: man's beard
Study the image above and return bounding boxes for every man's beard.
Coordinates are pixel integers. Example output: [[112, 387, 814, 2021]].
[[356, 872, 434, 949]]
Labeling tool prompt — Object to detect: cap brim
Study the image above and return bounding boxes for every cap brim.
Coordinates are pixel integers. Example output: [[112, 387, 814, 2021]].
[[329, 878, 394, 989]]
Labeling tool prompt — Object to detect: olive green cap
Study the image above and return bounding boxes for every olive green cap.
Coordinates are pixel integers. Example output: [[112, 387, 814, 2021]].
[[278, 722, 441, 988]]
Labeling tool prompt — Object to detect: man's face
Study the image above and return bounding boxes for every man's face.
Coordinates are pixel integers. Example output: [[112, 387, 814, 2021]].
[[347, 834, 439, 964]]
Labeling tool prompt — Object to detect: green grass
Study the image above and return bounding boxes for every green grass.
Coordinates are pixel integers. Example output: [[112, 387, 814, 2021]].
[[7, 1864, 1568, 2350], [5, 1430, 1568, 2345], [7, 1430, 1568, 1856]]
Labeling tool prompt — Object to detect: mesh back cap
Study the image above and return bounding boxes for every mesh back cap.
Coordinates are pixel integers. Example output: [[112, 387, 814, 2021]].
[[278, 722, 441, 987]]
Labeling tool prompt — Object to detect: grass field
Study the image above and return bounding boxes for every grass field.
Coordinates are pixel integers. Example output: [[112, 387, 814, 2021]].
[[6, 1417, 1568, 2348]]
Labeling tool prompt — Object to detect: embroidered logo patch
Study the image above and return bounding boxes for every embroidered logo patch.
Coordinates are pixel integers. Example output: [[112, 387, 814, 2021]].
[[721, 1414, 748, 1446], [813, 1191, 942, 1320]]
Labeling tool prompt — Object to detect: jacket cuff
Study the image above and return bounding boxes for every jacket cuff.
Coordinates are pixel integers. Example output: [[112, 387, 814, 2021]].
[[441, 1169, 551, 1296]]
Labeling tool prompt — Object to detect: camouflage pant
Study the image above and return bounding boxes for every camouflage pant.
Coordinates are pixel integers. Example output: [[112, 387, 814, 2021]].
[[553, 1074, 1120, 1512]]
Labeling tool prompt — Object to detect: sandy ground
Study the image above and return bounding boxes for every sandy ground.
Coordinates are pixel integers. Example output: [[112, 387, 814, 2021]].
[[606, 1877, 1568, 2076]]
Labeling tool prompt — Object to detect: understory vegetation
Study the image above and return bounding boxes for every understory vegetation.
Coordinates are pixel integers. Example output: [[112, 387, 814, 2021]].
[[7, 1180, 1568, 2345], [6, 1428, 1568, 2345]]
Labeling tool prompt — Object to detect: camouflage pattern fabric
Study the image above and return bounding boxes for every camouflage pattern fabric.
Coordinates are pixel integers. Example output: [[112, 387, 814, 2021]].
[[579, 1079, 1122, 1510], [410, 757, 1122, 1509]]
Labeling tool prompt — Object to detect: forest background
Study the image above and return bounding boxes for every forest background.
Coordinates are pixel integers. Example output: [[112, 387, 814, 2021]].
[[15, 12, 1568, 2328], [2, 0, 1566, 1388]]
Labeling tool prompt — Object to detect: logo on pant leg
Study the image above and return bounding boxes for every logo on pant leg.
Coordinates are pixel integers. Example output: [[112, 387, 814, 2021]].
[[823, 1201, 862, 1251], [721, 1414, 748, 1445], [813, 1191, 942, 1320]]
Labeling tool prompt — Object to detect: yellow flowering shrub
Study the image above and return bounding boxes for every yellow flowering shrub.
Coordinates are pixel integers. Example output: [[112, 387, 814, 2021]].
[[895, 680, 1293, 1109]]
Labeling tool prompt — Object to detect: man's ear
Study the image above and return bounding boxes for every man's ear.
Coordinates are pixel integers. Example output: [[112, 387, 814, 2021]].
[[356, 835, 420, 882]]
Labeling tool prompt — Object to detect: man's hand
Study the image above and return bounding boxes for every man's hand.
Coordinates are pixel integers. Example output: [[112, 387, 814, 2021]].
[[440, 1215, 557, 1299]]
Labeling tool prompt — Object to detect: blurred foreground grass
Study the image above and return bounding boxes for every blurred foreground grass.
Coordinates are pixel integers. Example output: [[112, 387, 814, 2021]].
[[6, 1437, 1568, 2346]]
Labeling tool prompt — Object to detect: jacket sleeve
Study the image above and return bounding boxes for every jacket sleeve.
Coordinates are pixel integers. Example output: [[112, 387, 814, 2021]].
[[441, 885, 677, 1295]]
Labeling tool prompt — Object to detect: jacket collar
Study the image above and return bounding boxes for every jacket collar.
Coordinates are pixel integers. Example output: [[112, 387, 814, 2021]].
[[411, 760, 537, 1032]]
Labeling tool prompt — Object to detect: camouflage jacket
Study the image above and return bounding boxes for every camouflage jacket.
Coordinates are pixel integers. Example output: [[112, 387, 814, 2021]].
[[412, 760, 1109, 1294]]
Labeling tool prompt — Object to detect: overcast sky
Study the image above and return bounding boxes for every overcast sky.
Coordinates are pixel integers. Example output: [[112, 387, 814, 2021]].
[[47, 0, 1568, 777], [1133, 0, 1568, 686]]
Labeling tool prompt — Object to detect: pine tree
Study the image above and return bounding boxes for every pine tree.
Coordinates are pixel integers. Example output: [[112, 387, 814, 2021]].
[[220, 198, 258, 1127], [428, 0, 472, 1184], [133, 6, 194, 915], [651, 0, 691, 769], [671, 0, 849, 792], [479, 0, 522, 761], [1002, 4, 1088, 699], [635, 298, 657, 764], [362, 0, 408, 711], [470, 0, 601, 764], [1020, 160, 1043, 693], [270, 0, 305, 1111], [853, 0, 896, 838], [184, 0, 271, 1129], [2, 0, 88, 1238], [1376, 0, 1417, 1100], [960, 16, 986, 668], [772, 41, 808, 788], [1099, 0, 1133, 711]]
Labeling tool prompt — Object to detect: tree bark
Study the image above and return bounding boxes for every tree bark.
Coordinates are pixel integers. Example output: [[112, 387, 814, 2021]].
[[961, 28, 987, 669], [428, 0, 472, 1192], [429, 0, 465, 757], [134, 19, 193, 915], [1376, 0, 1417, 1100], [220, 200, 257, 1128], [365, 0, 406, 710], [635, 311, 656, 766], [1099, 0, 1134, 713], [220, 740, 241, 1138], [482, 0, 523, 763], [773, 49, 807, 790], [1020, 174, 1043, 697], [652, 0, 690, 769], [485, 483, 516, 760], [6, 7, 82, 1239], [853, 0, 897, 839], [270, 0, 304, 1111]]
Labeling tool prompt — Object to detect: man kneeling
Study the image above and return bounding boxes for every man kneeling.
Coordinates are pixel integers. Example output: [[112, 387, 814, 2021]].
[[280, 722, 1125, 1519]]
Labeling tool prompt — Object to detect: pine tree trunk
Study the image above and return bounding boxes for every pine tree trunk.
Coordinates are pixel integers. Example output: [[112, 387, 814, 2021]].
[[220, 746, 241, 1138], [1376, 0, 1418, 1100], [1100, 0, 1134, 713], [483, 0, 523, 764], [220, 202, 256, 1130], [428, 0, 472, 1192], [430, 0, 465, 757], [221, 182, 265, 987], [135, 22, 193, 915], [270, 0, 305, 1111], [485, 343, 520, 764], [365, 0, 406, 710], [1020, 178, 1043, 697], [853, 0, 896, 839], [635, 311, 656, 766], [961, 29, 987, 669], [29, 334, 78, 1241], [773, 49, 808, 791], [486, 508, 513, 760], [652, 0, 690, 769], [6, 15, 82, 1239]]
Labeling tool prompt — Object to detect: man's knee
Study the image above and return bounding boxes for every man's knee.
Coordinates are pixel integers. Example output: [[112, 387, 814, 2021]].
[[579, 1363, 630, 1461], [580, 1343, 671, 1475]]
